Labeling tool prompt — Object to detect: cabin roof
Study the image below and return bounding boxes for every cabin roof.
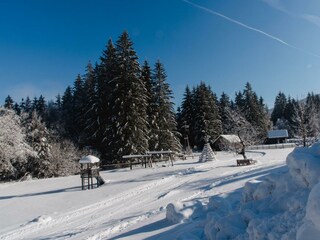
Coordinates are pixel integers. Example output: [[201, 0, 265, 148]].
[[267, 130, 289, 139], [214, 134, 241, 143]]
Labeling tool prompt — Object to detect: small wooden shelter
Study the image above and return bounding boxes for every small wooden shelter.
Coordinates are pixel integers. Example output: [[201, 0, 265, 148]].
[[212, 134, 241, 151], [79, 155, 105, 190], [265, 130, 289, 144]]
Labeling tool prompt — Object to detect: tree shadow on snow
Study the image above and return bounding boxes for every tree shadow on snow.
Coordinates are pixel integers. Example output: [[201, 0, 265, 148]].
[[108, 219, 172, 240], [0, 186, 81, 200]]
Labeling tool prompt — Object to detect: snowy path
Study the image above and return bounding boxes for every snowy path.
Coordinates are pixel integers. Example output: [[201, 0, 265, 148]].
[[0, 148, 293, 240]]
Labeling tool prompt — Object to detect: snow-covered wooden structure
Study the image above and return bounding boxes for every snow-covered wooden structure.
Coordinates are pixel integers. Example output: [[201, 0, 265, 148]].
[[265, 130, 289, 144], [199, 143, 216, 162], [122, 154, 152, 170], [212, 134, 241, 151], [147, 150, 175, 167], [79, 155, 105, 190], [122, 150, 176, 169]]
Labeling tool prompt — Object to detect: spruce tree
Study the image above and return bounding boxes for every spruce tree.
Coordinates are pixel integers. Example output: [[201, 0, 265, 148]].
[[24, 96, 32, 114], [36, 95, 46, 119], [271, 92, 287, 125], [178, 85, 195, 150], [219, 92, 232, 134], [151, 60, 181, 152], [193, 82, 222, 149], [107, 31, 149, 161], [235, 82, 269, 140], [61, 86, 74, 138], [4, 95, 14, 109], [96, 39, 118, 161], [72, 74, 86, 144], [83, 62, 99, 150]]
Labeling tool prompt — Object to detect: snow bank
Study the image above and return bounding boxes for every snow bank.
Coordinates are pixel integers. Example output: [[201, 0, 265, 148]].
[[166, 143, 320, 239], [287, 144, 320, 188], [166, 200, 205, 224]]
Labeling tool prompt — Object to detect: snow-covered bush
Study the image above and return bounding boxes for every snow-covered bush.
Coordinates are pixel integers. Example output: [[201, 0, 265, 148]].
[[49, 140, 81, 176], [0, 108, 36, 180]]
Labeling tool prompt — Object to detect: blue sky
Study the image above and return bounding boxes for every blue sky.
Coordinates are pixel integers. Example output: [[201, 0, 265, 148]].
[[1, 0, 320, 108]]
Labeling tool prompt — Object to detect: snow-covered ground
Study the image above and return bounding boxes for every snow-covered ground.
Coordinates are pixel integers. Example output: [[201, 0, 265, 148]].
[[0, 146, 315, 240]]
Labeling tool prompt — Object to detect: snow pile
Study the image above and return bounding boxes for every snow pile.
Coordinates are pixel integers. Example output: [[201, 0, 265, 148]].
[[166, 200, 205, 224], [31, 215, 52, 224], [166, 144, 320, 239]]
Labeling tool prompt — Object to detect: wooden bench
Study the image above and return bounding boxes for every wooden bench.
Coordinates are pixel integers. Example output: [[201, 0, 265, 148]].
[[236, 159, 257, 166], [122, 154, 152, 170], [147, 150, 175, 166]]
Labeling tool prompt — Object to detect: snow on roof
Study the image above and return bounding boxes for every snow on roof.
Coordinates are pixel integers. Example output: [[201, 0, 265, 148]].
[[268, 130, 289, 139], [218, 135, 241, 143], [79, 155, 100, 164]]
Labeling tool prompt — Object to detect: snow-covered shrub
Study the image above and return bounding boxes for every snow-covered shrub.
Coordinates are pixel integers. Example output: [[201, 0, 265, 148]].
[[0, 108, 36, 180], [49, 140, 81, 176]]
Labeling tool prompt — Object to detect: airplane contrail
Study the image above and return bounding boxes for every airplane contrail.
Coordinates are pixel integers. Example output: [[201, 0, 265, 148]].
[[183, 0, 320, 59]]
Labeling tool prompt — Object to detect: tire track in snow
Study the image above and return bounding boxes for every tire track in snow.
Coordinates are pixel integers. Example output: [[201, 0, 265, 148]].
[[1, 152, 282, 240], [0, 175, 176, 240]]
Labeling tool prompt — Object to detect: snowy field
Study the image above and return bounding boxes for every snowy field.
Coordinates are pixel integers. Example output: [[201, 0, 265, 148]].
[[1, 146, 319, 239]]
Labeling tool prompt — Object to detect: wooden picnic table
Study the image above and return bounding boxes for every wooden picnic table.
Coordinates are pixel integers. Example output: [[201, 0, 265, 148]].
[[122, 154, 152, 170]]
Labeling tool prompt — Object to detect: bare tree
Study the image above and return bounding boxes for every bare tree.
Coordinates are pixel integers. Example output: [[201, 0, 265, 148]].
[[225, 106, 259, 159], [292, 101, 320, 147]]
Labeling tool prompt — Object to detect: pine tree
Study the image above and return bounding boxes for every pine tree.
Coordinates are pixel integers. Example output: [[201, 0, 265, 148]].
[[178, 85, 195, 151], [13, 103, 21, 115], [31, 97, 38, 112], [82, 62, 99, 149], [108, 31, 149, 161], [235, 82, 269, 140], [151, 60, 181, 152], [61, 86, 74, 138], [4, 95, 14, 109], [24, 96, 32, 114], [141, 61, 153, 121], [72, 74, 86, 144], [271, 92, 287, 125], [96, 39, 118, 161], [193, 82, 222, 150], [36, 95, 47, 119], [219, 92, 233, 134]]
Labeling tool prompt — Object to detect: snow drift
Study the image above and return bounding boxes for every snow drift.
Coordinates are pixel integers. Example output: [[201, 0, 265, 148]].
[[166, 143, 320, 239]]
